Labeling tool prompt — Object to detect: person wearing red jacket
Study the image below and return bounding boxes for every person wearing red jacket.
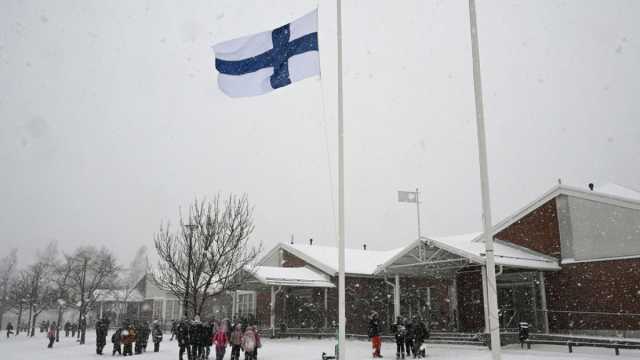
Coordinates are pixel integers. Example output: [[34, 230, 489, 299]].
[[213, 323, 229, 360]]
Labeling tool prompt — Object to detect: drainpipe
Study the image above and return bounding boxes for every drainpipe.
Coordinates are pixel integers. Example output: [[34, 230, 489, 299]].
[[383, 273, 400, 319], [270, 286, 282, 338], [496, 265, 503, 277]]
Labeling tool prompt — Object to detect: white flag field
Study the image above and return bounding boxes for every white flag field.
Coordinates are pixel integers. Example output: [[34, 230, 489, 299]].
[[398, 191, 418, 203], [213, 10, 320, 97]]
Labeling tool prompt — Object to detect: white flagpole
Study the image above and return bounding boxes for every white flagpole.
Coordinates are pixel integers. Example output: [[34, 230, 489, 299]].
[[468, 0, 501, 359], [336, 0, 347, 359]]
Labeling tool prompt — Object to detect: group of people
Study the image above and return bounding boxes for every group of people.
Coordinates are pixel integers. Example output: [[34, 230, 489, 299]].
[[172, 316, 262, 360], [109, 319, 164, 356], [368, 311, 431, 359], [391, 315, 430, 359]]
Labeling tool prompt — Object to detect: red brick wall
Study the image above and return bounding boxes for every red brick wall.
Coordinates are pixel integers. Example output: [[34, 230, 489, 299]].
[[544, 258, 640, 331], [456, 269, 485, 332], [496, 199, 561, 257], [282, 251, 306, 267]]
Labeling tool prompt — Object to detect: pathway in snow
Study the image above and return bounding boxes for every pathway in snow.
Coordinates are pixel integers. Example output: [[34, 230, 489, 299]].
[[1, 331, 638, 360]]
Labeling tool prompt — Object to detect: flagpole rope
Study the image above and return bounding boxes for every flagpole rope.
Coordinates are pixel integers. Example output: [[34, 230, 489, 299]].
[[318, 20, 339, 242]]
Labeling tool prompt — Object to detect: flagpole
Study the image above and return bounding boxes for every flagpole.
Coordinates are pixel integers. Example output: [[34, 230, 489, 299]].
[[336, 0, 347, 359], [468, 0, 501, 359], [415, 187, 421, 240]]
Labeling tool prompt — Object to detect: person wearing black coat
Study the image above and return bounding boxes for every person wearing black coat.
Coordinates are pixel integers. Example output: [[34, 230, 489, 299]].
[[6, 322, 14, 338], [95, 317, 110, 355], [413, 316, 429, 358], [111, 327, 123, 355], [176, 319, 192, 360], [190, 317, 206, 360], [391, 316, 406, 359], [140, 321, 151, 352], [404, 318, 415, 359], [204, 320, 214, 359]]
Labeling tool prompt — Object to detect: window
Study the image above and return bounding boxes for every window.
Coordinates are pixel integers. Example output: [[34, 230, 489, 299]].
[[153, 300, 163, 320], [164, 300, 181, 321], [237, 291, 256, 317]]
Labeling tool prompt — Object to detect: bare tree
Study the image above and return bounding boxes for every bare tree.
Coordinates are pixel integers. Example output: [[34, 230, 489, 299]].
[[52, 259, 74, 342], [0, 249, 18, 332], [66, 246, 118, 345], [154, 194, 260, 318], [25, 243, 58, 337], [7, 271, 31, 335]]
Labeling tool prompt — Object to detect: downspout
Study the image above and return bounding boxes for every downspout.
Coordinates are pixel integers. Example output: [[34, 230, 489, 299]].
[[383, 273, 397, 319]]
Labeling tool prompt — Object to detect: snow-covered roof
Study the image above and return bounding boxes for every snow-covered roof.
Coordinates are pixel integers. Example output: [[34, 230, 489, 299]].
[[490, 182, 640, 237], [428, 233, 561, 271], [268, 243, 407, 276], [94, 289, 144, 302], [595, 183, 640, 202], [249, 266, 335, 288]]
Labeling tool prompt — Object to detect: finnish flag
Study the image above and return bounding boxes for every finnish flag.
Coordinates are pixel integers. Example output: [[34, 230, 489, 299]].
[[213, 10, 320, 98]]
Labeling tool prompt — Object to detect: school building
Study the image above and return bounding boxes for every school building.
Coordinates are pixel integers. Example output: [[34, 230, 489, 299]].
[[236, 182, 640, 337]]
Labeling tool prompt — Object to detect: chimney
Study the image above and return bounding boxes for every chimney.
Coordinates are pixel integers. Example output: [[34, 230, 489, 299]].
[[363, 244, 367, 251], [309, 238, 313, 246], [588, 183, 594, 191], [290, 234, 294, 245]]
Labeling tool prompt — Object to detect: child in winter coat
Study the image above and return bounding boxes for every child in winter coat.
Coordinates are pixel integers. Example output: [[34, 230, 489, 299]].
[[121, 325, 136, 356], [392, 316, 407, 359], [368, 311, 382, 358], [152, 321, 163, 352], [229, 324, 243, 360], [241, 326, 258, 360], [111, 328, 122, 355], [47, 323, 57, 348], [213, 323, 229, 360]]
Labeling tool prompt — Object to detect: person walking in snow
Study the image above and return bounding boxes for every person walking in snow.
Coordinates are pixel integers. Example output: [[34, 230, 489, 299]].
[[176, 319, 192, 360], [204, 319, 215, 359], [170, 320, 177, 341], [368, 311, 383, 358], [190, 316, 205, 360], [241, 325, 259, 360], [6, 322, 14, 338], [111, 326, 123, 355], [63, 321, 71, 337], [152, 320, 163, 352], [122, 323, 137, 356], [404, 317, 415, 359], [140, 321, 151, 352], [95, 317, 110, 355], [391, 316, 406, 359], [213, 321, 228, 360], [47, 322, 58, 348], [413, 316, 429, 358], [229, 324, 243, 360]]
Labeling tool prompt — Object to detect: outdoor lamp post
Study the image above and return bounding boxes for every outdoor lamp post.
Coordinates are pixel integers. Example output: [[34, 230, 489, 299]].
[[56, 299, 66, 342]]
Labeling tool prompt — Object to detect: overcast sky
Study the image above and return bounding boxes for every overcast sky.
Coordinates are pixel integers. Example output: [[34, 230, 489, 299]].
[[1, 0, 639, 266]]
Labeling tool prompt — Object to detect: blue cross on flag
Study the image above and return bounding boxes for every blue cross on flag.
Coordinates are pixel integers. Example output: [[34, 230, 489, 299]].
[[213, 10, 320, 98]]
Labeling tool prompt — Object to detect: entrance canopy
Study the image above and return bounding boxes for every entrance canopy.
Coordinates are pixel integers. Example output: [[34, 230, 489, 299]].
[[376, 233, 560, 276], [245, 266, 335, 288]]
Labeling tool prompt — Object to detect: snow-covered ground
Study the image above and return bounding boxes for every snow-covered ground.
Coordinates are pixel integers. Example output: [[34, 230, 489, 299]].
[[1, 331, 639, 360]]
